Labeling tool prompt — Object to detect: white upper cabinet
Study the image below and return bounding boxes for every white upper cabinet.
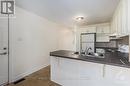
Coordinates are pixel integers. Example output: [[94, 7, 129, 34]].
[[96, 34, 110, 42], [81, 34, 95, 42], [96, 23, 110, 42], [128, 0, 130, 33], [121, 0, 128, 35], [80, 26, 96, 33], [97, 25, 110, 34], [96, 24, 110, 42], [111, 0, 128, 36], [76, 23, 110, 44], [86, 26, 97, 33]]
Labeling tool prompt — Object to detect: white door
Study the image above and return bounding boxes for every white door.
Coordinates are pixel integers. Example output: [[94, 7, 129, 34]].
[[0, 17, 8, 85]]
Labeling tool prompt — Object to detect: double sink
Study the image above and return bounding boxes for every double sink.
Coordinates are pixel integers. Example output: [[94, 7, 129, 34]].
[[73, 52, 105, 58]]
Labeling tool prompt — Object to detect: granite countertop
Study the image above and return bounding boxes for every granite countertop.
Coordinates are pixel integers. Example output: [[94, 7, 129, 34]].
[[50, 50, 130, 68]]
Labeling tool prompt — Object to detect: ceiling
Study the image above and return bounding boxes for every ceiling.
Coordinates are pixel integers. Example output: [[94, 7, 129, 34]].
[[16, 0, 120, 27]]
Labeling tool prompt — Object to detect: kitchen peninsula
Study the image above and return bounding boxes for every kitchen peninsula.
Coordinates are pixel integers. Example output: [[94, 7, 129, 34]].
[[50, 50, 130, 86]]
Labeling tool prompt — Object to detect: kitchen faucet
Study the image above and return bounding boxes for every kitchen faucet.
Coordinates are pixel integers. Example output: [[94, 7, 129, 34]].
[[85, 47, 92, 55]]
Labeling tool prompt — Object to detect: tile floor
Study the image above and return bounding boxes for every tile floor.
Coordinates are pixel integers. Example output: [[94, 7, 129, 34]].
[[8, 66, 61, 86]]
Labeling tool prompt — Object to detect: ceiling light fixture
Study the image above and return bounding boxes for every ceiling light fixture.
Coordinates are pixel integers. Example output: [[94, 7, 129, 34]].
[[75, 16, 84, 21]]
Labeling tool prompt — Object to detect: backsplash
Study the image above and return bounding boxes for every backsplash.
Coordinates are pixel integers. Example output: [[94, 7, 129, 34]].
[[117, 36, 129, 53], [96, 35, 129, 49], [117, 35, 129, 45]]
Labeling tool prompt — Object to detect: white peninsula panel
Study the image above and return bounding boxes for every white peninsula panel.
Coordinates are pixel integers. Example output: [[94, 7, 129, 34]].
[[51, 56, 104, 86], [51, 56, 130, 86]]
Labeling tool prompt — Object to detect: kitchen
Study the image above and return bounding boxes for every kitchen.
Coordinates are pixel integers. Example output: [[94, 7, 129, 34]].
[[0, 0, 129, 86], [50, 0, 130, 86]]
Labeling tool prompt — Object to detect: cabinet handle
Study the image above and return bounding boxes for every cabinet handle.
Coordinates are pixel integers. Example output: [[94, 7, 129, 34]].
[[103, 64, 106, 77], [0, 52, 7, 55], [101, 29, 104, 33]]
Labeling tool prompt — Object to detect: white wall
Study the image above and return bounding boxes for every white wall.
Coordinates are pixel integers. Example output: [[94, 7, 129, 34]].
[[58, 27, 76, 51], [9, 7, 74, 82]]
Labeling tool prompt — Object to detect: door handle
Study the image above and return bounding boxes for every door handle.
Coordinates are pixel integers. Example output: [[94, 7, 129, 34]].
[[0, 52, 7, 55]]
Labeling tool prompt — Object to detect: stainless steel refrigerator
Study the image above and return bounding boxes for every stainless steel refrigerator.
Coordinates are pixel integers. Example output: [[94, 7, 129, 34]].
[[80, 33, 96, 54]]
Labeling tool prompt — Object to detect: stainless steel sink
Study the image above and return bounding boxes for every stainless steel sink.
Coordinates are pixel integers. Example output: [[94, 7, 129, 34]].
[[81, 52, 105, 58], [72, 52, 105, 58]]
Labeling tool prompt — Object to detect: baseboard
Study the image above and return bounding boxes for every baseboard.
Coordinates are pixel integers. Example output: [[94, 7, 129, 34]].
[[11, 64, 49, 82]]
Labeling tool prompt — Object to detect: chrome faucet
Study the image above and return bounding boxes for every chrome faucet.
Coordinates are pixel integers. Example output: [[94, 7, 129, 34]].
[[85, 47, 92, 55]]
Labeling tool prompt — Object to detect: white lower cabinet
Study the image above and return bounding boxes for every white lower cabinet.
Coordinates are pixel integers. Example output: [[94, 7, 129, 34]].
[[51, 56, 104, 86], [104, 65, 130, 86], [59, 58, 80, 86], [78, 61, 104, 86], [51, 56, 61, 84], [51, 56, 81, 86], [51, 56, 130, 86]]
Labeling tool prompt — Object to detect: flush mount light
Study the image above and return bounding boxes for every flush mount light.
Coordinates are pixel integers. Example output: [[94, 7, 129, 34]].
[[75, 16, 84, 21]]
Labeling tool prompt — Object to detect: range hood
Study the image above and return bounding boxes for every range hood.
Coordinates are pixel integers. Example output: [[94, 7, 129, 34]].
[[109, 33, 122, 40], [109, 33, 129, 40], [109, 33, 118, 37]]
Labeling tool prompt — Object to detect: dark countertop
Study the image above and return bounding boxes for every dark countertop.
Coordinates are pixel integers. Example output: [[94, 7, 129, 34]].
[[50, 50, 130, 68]]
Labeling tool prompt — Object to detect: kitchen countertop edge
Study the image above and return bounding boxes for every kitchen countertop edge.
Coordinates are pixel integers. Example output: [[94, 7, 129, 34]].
[[50, 50, 130, 68]]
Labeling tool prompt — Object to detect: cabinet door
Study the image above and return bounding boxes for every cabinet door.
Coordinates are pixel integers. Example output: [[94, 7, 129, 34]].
[[50, 56, 61, 84], [111, 19, 115, 34], [117, 4, 122, 36], [80, 27, 96, 33], [96, 25, 110, 42], [111, 7, 119, 35], [111, 0, 128, 36], [59, 59, 104, 86], [104, 25, 110, 33], [96, 34, 110, 42], [121, 0, 128, 35], [105, 65, 130, 86], [86, 27, 96, 33], [78, 61, 103, 86], [113, 14, 118, 34], [118, 0, 128, 36], [59, 58, 80, 86], [81, 34, 95, 42], [96, 26, 102, 33], [128, 0, 130, 33], [97, 25, 110, 33]]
